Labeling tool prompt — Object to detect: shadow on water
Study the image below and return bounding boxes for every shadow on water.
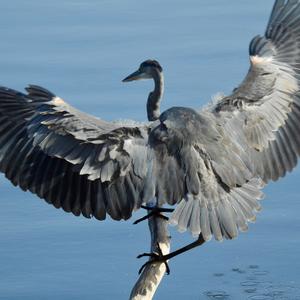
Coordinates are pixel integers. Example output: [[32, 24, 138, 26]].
[[203, 265, 300, 300]]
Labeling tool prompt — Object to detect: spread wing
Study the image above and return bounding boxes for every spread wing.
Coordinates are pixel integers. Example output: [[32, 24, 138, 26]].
[[0, 83, 264, 242], [0, 85, 150, 221], [213, 0, 300, 182], [162, 0, 300, 241]]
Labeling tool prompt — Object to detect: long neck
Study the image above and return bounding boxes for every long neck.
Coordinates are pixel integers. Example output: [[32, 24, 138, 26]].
[[147, 70, 164, 121]]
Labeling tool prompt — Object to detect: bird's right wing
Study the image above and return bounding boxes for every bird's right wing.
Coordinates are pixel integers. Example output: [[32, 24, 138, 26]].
[[0, 85, 151, 221]]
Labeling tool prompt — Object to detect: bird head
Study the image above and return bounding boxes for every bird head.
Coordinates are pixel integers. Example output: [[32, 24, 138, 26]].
[[122, 59, 163, 82]]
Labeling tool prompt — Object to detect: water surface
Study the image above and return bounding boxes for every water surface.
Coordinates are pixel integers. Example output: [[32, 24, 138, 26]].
[[0, 1, 299, 299]]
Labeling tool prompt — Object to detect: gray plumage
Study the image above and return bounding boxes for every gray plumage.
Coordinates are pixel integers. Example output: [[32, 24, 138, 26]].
[[1, 0, 300, 243]]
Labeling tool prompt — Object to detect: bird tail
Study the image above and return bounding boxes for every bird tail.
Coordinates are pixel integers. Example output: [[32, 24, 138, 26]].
[[169, 178, 264, 241]]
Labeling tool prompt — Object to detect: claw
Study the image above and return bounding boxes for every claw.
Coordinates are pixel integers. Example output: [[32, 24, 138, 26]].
[[133, 212, 155, 225], [136, 253, 156, 259], [137, 242, 171, 275], [138, 255, 170, 275], [133, 206, 174, 225], [137, 235, 206, 276], [138, 261, 151, 274], [141, 205, 174, 213]]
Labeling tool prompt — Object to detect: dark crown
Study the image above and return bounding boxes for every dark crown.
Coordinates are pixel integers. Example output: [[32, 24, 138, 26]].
[[140, 60, 163, 72]]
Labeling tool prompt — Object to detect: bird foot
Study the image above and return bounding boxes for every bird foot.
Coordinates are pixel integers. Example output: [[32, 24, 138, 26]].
[[133, 205, 174, 225], [137, 242, 170, 275]]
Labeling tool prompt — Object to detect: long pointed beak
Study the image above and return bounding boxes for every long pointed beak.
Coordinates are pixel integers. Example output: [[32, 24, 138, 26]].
[[122, 70, 144, 82]]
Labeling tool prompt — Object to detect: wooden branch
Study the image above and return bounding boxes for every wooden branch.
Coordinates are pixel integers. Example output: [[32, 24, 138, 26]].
[[129, 215, 170, 300]]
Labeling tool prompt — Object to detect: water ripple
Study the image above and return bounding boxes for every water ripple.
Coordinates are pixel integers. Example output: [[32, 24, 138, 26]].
[[204, 290, 231, 299]]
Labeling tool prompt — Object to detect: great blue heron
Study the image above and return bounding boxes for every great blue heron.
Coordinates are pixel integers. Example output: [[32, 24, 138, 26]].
[[1, 0, 300, 298]]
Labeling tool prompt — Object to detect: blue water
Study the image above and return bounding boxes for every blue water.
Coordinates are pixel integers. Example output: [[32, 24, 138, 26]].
[[1, 0, 300, 299]]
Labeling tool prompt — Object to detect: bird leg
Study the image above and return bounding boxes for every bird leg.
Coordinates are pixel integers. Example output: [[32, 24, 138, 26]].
[[137, 234, 205, 275], [133, 205, 174, 225]]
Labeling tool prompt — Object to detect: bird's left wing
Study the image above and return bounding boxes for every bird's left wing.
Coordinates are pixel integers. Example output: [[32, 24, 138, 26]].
[[212, 0, 300, 182], [145, 108, 265, 242], [155, 1, 300, 241], [0, 85, 150, 221]]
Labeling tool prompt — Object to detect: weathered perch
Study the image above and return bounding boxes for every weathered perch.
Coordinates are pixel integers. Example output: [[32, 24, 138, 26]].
[[129, 215, 170, 300]]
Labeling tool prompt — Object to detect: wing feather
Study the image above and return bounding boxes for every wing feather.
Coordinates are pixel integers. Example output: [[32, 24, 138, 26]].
[[0, 85, 149, 221], [210, 0, 300, 182], [168, 0, 300, 239]]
